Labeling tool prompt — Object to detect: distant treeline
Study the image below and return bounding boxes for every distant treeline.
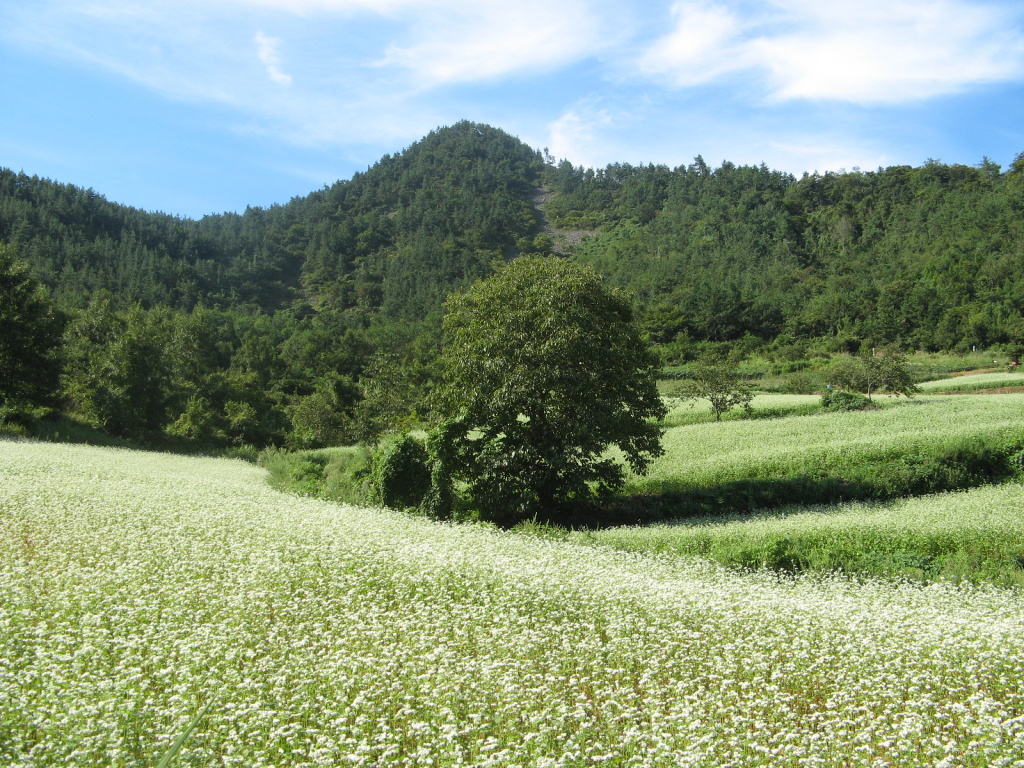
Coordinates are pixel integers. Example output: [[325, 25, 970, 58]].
[[552, 154, 1024, 355], [2, 121, 1023, 447]]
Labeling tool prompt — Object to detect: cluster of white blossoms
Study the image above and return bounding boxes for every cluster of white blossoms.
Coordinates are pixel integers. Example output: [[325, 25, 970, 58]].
[[2, 440, 1024, 766]]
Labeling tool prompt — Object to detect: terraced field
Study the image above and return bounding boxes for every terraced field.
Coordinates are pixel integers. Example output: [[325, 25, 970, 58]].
[[635, 393, 1024, 496]]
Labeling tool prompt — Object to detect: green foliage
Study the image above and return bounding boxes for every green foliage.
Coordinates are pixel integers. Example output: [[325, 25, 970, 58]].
[[60, 297, 171, 439], [260, 445, 375, 504], [287, 376, 359, 449], [828, 347, 920, 400], [320, 446, 374, 504], [368, 433, 432, 510], [820, 389, 871, 412], [262, 448, 329, 496], [669, 352, 754, 421], [5, 126, 1024, 451], [567, 157, 1024, 353], [575, 482, 1024, 586], [0, 245, 63, 408], [165, 395, 223, 444], [0, 405, 33, 436], [432, 257, 666, 525]]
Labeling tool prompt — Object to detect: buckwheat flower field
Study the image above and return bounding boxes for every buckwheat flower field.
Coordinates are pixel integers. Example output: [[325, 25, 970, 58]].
[[3, 440, 1024, 767]]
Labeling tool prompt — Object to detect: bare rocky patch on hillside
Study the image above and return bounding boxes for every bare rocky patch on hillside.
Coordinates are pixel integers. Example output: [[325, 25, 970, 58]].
[[530, 187, 595, 254]]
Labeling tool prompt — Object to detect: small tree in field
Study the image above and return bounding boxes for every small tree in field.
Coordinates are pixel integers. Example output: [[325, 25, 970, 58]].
[[671, 352, 753, 421], [430, 257, 666, 526], [830, 347, 919, 401]]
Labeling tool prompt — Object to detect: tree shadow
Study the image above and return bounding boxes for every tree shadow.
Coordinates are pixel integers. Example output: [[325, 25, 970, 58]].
[[559, 475, 879, 529]]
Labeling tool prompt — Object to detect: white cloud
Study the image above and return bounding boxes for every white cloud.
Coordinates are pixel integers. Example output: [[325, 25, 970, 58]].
[[639, 1, 748, 86], [1, 0, 609, 152], [255, 32, 292, 86], [376, 1, 603, 85], [547, 105, 615, 168], [760, 139, 891, 177], [640, 0, 1024, 103], [235, 0, 606, 85]]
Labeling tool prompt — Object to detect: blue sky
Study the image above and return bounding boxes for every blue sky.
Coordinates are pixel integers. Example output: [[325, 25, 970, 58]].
[[2, 0, 1023, 219]]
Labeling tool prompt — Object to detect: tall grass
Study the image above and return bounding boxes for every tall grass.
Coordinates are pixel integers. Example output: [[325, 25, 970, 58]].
[[573, 482, 1024, 586]]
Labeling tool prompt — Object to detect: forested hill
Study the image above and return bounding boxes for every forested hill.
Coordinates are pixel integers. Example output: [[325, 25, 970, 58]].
[[3, 121, 1024, 448], [0, 122, 543, 315], [4, 124, 1024, 355], [549, 155, 1024, 353]]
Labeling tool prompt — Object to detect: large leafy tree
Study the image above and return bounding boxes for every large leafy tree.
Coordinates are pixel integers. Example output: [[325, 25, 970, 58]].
[[60, 297, 170, 438], [431, 256, 666, 525], [0, 245, 63, 408]]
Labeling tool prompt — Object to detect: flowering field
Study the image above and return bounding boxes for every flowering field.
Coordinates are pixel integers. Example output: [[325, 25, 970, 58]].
[[3, 440, 1024, 766], [661, 394, 820, 426]]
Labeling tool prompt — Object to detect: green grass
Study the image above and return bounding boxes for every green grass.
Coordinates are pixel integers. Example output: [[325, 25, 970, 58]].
[[917, 371, 1024, 392], [660, 393, 822, 427], [907, 351, 1015, 376], [612, 394, 1024, 522], [260, 444, 374, 504], [572, 482, 1024, 586], [4, 440, 1024, 766]]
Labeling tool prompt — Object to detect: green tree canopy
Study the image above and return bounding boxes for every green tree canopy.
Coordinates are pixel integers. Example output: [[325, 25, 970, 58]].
[[0, 245, 63, 407], [829, 347, 920, 401], [671, 352, 754, 421], [431, 256, 666, 526]]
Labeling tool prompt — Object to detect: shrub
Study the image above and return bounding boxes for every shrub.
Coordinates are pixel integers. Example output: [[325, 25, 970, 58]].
[[262, 449, 328, 496], [321, 447, 374, 505], [820, 389, 871, 412], [783, 371, 822, 395], [369, 434, 432, 510], [288, 455, 328, 496], [0, 405, 35, 433]]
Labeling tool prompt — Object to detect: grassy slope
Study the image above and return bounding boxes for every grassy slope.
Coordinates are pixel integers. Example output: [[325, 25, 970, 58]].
[[917, 371, 1024, 392], [570, 386, 1024, 582], [573, 482, 1024, 586], [620, 394, 1024, 514], [3, 439, 1024, 766]]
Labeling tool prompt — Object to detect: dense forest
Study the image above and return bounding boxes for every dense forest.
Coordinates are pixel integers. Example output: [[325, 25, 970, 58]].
[[2, 121, 1023, 448]]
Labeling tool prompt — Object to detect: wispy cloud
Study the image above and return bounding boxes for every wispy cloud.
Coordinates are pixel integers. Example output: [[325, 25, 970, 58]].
[[376, 0, 603, 85], [255, 32, 292, 86], [639, 1, 749, 87], [547, 103, 615, 168], [640, 0, 1024, 103], [1, 0, 608, 146]]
